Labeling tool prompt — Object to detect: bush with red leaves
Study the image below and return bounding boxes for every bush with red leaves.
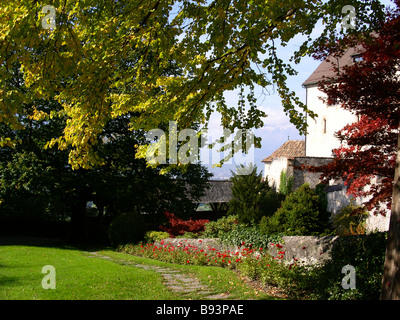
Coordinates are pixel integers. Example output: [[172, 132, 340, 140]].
[[159, 211, 209, 238]]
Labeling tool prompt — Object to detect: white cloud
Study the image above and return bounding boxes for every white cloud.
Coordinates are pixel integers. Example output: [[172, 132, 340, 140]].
[[259, 104, 297, 133]]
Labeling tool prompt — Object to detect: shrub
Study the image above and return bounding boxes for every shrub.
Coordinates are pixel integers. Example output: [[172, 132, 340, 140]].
[[220, 224, 283, 249], [260, 189, 286, 218], [227, 164, 272, 224], [259, 184, 330, 236], [279, 169, 293, 196], [176, 231, 200, 239], [315, 183, 329, 217], [144, 230, 170, 243], [159, 211, 209, 238], [108, 211, 147, 246], [259, 214, 281, 235], [331, 201, 369, 235], [202, 214, 239, 238]]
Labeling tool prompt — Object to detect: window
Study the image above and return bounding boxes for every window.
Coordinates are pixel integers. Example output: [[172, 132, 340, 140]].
[[352, 54, 363, 62], [323, 119, 327, 134]]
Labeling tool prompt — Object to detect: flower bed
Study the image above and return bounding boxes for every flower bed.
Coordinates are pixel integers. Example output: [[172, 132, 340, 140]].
[[151, 236, 339, 266], [117, 233, 387, 300], [117, 238, 288, 269]]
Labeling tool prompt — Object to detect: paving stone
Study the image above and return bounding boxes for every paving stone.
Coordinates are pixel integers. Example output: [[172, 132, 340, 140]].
[[186, 284, 206, 290], [154, 268, 173, 272], [205, 293, 230, 300], [161, 274, 176, 280], [196, 290, 213, 295], [169, 286, 189, 292], [179, 277, 197, 283]]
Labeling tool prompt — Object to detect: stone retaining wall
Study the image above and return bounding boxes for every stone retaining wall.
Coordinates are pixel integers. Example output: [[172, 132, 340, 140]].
[[155, 235, 340, 266]]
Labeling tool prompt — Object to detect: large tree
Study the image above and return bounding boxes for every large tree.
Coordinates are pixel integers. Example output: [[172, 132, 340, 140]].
[[0, 22, 212, 241], [0, 0, 387, 170], [0, 101, 212, 241], [310, 1, 400, 299]]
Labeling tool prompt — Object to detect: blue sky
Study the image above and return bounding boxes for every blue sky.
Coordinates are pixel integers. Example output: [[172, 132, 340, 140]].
[[203, 0, 396, 180]]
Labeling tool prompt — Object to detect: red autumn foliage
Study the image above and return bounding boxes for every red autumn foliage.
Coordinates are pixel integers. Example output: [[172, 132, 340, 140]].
[[307, 3, 400, 215], [159, 211, 209, 238]]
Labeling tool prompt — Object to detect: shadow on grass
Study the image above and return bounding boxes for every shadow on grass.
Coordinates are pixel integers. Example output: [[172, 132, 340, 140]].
[[0, 235, 112, 253], [0, 275, 21, 287]]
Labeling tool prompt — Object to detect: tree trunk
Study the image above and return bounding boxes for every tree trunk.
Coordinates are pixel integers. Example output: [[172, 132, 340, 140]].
[[380, 129, 400, 300]]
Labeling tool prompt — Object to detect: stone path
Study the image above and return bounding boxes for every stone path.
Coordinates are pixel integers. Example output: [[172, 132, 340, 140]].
[[87, 252, 231, 300]]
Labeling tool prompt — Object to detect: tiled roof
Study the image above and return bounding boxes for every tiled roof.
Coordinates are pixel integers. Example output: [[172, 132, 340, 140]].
[[302, 46, 363, 87], [262, 140, 305, 163]]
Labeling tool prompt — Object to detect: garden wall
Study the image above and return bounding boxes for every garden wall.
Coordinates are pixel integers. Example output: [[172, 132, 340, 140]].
[[156, 235, 340, 266]]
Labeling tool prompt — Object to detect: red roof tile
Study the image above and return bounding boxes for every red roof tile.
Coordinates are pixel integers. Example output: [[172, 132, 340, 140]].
[[262, 140, 305, 163]]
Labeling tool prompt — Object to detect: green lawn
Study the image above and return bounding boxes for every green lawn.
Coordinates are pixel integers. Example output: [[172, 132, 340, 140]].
[[0, 244, 178, 300], [0, 244, 277, 300]]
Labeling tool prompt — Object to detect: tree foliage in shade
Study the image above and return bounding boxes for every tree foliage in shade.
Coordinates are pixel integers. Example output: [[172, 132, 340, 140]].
[[0, 105, 212, 241]]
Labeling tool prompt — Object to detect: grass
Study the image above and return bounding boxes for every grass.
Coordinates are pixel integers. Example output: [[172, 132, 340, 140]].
[[0, 244, 178, 300], [0, 244, 277, 300]]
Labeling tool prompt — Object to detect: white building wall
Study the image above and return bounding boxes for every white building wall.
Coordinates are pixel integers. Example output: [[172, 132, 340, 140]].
[[305, 86, 359, 158], [305, 85, 390, 232], [263, 157, 288, 191], [327, 184, 390, 232], [365, 211, 390, 232]]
